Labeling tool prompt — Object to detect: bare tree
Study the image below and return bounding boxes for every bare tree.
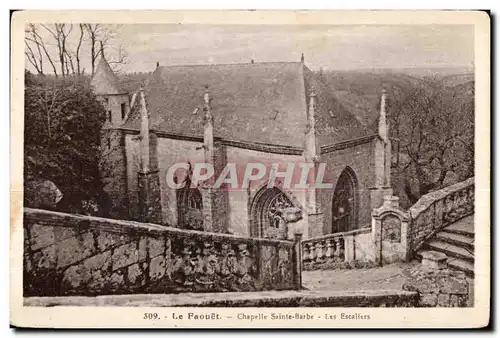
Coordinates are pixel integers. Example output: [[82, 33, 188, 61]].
[[25, 39, 43, 75], [26, 23, 128, 77], [75, 24, 85, 75], [83, 24, 128, 75], [25, 24, 58, 77], [83, 24, 106, 75], [105, 44, 129, 73], [41, 24, 74, 77]]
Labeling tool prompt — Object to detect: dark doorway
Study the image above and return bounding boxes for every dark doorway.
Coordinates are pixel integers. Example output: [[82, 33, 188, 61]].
[[332, 167, 358, 233]]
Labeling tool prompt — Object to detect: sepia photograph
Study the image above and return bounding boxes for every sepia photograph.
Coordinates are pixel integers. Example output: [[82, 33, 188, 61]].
[[10, 10, 490, 328]]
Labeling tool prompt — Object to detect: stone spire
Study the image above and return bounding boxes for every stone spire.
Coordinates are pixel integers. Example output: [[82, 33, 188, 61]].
[[204, 85, 213, 123], [301, 53, 305, 64], [378, 89, 388, 142], [203, 85, 214, 165], [139, 84, 150, 173], [304, 88, 321, 220], [306, 89, 317, 160], [372, 87, 393, 209], [201, 85, 227, 233]]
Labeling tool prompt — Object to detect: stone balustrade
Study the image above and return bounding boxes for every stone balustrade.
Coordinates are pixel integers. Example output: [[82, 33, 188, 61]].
[[302, 177, 475, 269], [370, 177, 474, 265], [301, 228, 372, 269], [23, 208, 301, 297], [408, 177, 474, 254]]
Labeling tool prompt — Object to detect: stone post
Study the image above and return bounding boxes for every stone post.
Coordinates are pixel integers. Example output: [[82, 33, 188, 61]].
[[99, 128, 129, 219], [304, 89, 324, 238], [137, 85, 162, 224], [201, 88, 228, 233], [344, 234, 356, 262], [138, 170, 162, 224], [292, 232, 303, 290]]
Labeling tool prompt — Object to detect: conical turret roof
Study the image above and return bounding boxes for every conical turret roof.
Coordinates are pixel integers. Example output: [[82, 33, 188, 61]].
[[90, 56, 126, 95]]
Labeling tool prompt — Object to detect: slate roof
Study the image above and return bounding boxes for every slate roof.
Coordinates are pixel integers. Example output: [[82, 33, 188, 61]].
[[302, 67, 370, 146], [90, 57, 127, 95], [122, 62, 371, 148]]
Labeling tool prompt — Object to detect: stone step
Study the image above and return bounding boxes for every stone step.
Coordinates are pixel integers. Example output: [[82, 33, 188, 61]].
[[424, 240, 474, 262], [442, 218, 474, 238], [447, 258, 474, 277], [435, 232, 474, 250]]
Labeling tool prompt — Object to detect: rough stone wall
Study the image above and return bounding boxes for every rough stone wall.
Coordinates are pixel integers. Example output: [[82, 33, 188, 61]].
[[97, 94, 130, 128], [124, 133, 141, 220], [306, 213, 324, 239], [403, 266, 471, 307], [140, 136, 307, 235], [23, 208, 299, 297], [225, 146, 307, 237], [318, 141, 375, 235], [131, 133, 388, 239], [155, 137, 205, 226], [99, 128, 129, 219]]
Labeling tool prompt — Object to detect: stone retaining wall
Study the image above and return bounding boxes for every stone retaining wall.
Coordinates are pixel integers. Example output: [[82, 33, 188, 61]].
[[23, 208, 300, 297]]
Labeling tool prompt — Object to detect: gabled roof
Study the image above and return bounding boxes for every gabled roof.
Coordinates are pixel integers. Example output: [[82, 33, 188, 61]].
[[90, 57, 127, 95], [122, 62, 370, 149]]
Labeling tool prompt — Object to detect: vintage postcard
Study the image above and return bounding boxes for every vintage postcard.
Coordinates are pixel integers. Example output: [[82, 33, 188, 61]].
[[10, 10, 490, 328]]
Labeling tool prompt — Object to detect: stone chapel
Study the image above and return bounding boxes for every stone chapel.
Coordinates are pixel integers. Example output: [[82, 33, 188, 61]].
[[91, 53, 392, 240]]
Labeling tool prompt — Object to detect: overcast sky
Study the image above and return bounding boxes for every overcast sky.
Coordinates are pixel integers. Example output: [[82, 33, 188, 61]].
[[26, 24, 474, 74]]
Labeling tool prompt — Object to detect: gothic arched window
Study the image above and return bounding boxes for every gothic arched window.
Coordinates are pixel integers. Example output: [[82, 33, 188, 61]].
[[177, 183, 203, 231], [250, 187, 294, 238], [331, 167, 359, 233]]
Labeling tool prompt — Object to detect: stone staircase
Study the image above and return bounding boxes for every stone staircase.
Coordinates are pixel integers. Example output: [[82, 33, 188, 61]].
[[419, 215, 474, 277]]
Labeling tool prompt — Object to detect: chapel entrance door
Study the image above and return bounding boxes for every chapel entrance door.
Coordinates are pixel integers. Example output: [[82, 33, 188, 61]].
[[332, 168, 358, 233]]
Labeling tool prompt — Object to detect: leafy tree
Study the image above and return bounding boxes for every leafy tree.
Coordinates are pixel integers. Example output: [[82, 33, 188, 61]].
[[24, 72, 107, 213]]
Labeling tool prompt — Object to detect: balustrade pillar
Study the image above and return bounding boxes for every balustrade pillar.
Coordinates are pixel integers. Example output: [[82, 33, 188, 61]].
[[293, 233, 303, 290], [315, 241, 324, 262], [309, 242, 316, 261], [325, 239, 334, 259], [333, 237, 342, 261]]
